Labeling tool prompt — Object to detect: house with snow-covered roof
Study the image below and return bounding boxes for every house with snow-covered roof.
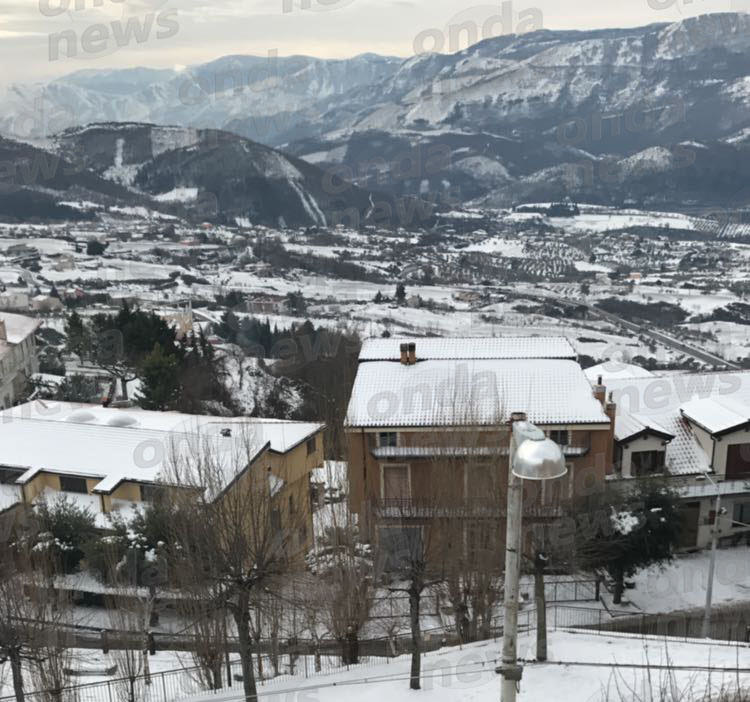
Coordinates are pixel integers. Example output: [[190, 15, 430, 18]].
[[0, 400, 324, 551], [345, 337, 615, 549], [605, 370, 750, 549], [0, 312, 40, 409]]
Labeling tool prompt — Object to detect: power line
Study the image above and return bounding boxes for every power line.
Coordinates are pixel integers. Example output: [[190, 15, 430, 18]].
[[519, 658, 750, 674]]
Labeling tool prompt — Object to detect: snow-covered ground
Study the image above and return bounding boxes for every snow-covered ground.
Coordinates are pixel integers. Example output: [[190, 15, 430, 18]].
[[613, 546, 750, 614], [190, 631, 750, 702]]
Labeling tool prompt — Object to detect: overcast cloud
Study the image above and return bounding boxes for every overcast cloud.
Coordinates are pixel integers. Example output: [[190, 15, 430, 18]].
[[0, 0, 746, 84]]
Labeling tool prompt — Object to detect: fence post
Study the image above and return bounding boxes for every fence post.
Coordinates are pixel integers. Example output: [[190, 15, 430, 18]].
[[107, 680, 113, 702], [595, 578, 600, 602], [598, 609, 602, 633], [574, 581, 578, 602], [304, 653, 308, 678], [554, 606, 558, 630], [161, 671, 167, 702]]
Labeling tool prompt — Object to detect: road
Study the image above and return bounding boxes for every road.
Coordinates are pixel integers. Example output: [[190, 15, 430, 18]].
[[512, 285, 741, 370], [586, 305, 742, 370]]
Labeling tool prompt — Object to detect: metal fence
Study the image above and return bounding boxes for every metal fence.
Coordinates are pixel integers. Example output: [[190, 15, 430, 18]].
[[8, 602, 745, 702], [0, 650, 390, 702]]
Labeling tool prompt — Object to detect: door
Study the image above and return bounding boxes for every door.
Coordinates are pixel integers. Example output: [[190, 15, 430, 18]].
[[679, 501, 700, 549]]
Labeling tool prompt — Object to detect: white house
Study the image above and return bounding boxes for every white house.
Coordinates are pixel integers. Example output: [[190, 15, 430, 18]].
[[606, 371, 750, 550], [0, 312, 40, 410]]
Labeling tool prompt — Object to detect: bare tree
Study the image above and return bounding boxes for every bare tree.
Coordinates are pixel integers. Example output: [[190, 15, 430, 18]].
[[174, 572, 229, 690], [308, 512, 373, 666], [163, 427, 309, 702], [0, 510, 78, 702]]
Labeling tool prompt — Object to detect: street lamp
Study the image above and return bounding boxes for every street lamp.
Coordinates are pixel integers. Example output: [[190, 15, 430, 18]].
[[696, 472, 725, 639], [500, 415, 567, 702]]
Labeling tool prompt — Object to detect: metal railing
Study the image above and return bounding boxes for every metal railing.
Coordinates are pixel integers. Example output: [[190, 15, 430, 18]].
[[11, 602, 747, 702], [372, 498, 564, 519]]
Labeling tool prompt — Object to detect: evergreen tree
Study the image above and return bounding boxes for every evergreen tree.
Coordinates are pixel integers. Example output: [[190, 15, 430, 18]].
[[137, 343, 181, 411], [64, 310, 90, 358], [395, 283, 406, 304], [576, 480, 682, 604], [55, 374, 101, 403]]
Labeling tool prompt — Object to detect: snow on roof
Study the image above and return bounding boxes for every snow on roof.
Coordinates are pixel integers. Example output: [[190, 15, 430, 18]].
[[584, 361, 654, 382], [0, 311, 40, 344], [359, 336, 577, 361], [345, 359, 609, 428], [614, 413, 674, 442], [605, 371, 750, 417], [0, 401, 323, 494], [680, 396, 750, 435], [605, 372, 750, 476]]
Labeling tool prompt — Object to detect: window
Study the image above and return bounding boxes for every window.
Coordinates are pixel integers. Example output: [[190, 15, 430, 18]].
[[631, 450, 665, 476], [270, 508, 282, 533], [378, 432, 398, 448], [382, 465, 409, 500], [465, 461, 500, 500], [0, 467, 22, 485], [306, 436, 317, 455], [59, 475, 88, 494], [726, 444, 750, 479], [140, 484, 161, 502], [549, 430, 569, 446], [733, 502, 750, 529], [466, 521, 499, 561], [378, 527, 422, 574]]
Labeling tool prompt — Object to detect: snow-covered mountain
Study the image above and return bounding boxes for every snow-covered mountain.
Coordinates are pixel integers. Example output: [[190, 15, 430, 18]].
[[0, 123, 394, 227], [53, 122, 389, 228], [5, 13, 750, 208], [1, 54, 401, 148]]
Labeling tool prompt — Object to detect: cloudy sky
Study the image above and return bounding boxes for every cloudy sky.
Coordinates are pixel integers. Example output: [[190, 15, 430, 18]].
[[0, 0, 747, 83]]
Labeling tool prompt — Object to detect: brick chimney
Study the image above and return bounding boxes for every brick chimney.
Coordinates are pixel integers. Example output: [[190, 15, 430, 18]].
[[604, 391, 617, 475], [593, 375, 606, 406], [0, 319, 6, 342], [605, 391, 617, 423], [400, 343, 409, 365], [407, 342, 416, 365]]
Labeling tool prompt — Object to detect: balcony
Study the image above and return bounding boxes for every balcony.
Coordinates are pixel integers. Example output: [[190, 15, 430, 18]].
[[371, 497, 563, 520]]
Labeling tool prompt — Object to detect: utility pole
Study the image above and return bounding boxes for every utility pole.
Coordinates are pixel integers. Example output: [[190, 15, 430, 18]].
[[701, 491, 721, 639]]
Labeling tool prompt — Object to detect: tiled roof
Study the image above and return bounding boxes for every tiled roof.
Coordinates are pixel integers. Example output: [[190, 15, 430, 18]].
[[614, 413, 674, 442], [605, 371, 750, 476], [359, 336, 577, 361], [345, 359, 609, 428], [680, 397, 750, 435], [584, 362, 654, 382]]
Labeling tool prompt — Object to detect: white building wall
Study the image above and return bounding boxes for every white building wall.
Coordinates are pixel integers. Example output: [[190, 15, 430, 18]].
[[0, 332, 39, 409], [619, 434, 668, 478]]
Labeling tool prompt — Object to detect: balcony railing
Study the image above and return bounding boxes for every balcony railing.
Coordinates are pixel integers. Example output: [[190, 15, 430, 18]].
[[371, 497, 563, 520]]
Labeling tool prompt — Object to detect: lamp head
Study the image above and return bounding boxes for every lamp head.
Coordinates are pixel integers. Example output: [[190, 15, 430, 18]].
[[512, 437, 567, 481]]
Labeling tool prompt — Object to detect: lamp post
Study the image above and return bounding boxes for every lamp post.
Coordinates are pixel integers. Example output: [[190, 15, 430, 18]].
[[500, 415, 567, 702], [698, 472, 723, 639]]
